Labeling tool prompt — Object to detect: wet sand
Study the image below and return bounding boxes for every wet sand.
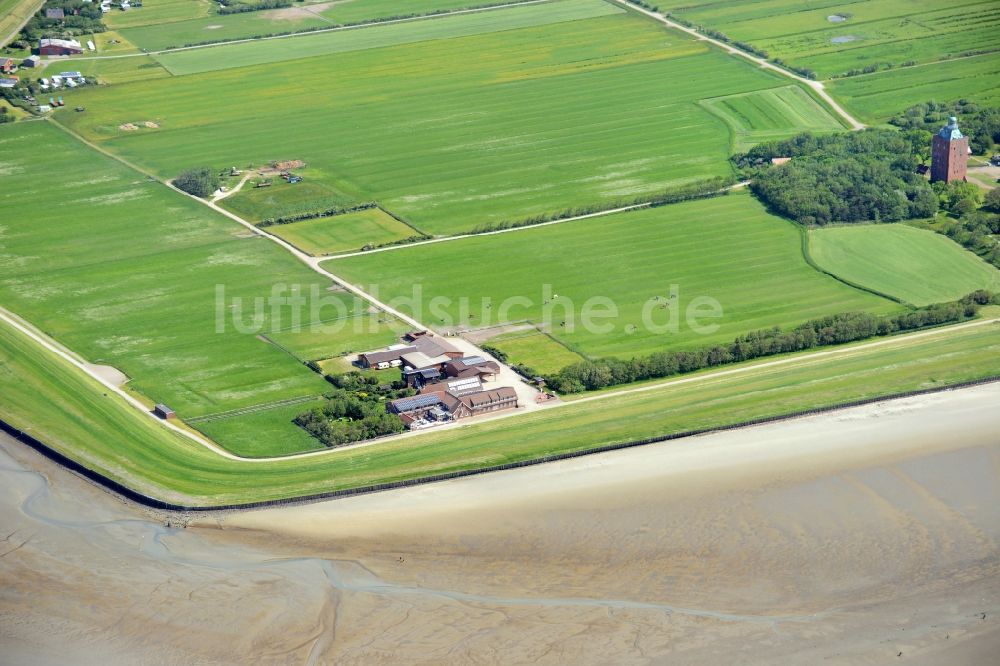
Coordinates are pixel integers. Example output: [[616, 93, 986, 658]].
[[1, 384, 999, 664]]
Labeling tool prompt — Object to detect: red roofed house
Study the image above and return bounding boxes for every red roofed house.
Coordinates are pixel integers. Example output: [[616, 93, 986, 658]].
[[0, 59, 15, 74]]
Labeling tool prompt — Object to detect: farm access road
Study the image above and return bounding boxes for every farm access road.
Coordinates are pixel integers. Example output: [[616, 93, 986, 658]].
[[611, 0, 866, 131]]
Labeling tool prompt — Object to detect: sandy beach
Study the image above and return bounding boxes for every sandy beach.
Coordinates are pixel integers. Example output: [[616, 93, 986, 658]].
[[1, 383, 999, 663]]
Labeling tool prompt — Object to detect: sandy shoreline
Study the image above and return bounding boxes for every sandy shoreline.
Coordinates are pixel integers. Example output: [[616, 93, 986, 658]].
[[1, 383, 999, 663]]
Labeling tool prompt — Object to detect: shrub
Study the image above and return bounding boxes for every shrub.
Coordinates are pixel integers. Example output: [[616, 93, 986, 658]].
[[172, 167, 221, 198]]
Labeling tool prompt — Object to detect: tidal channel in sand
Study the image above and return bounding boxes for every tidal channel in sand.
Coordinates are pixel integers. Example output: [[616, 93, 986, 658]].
[[1, 384, 999, 663]]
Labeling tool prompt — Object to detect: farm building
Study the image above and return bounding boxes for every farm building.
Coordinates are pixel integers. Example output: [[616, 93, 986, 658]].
[[45, 7, 65, 19], [419, 375, 483, 397], [59, 71, 84, 82], [357, 345, 416, 369], [402, 366, 441, 388], [931, 117, 969, 183], [153, 404, 176, 420], [0, 78, 18, 88], [388, 385, 518, 429], [443, 356, 501, 381], [39, 38, 83, 56], [356, 332, 461, 370], [21, 55, 40, 68], [0, 58, 15, 74]]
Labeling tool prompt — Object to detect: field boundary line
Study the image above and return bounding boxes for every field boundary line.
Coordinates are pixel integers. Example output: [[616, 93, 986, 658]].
[[186, 395, 324, 424], [611, 0, 865, 131]]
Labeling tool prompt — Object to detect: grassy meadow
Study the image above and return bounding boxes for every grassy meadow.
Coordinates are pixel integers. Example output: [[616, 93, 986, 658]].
[[0, 121, 405, 455], [119, 8, 330, 52], [828, 54, 1000, 123], [660, 0, 999, 79], [117, 0, 542, 52], [265, 313, 411, 362], [267, 208, 419, 255], [3, 302, 998, 504], [57, 2, 804, 235], [487, 330, 587, 374], [101, 0, 214, 30], [330, 193, 902, 363], [152, 0, 623, 75], [219, 172, 363, 224], [808, 225, 1000, 306], [700, 85, 845, 152]]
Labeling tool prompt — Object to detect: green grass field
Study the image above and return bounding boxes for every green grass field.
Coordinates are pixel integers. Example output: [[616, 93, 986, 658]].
[[72, 55, 173, 85], [660, 0, 1000, 79], [316, 0, 540, 24], [700, 85, 845, 151], [219, 173, 362, 224], [267, 208, 419, 255], [265, 313, 410, 361], [153, 0, 623, 75], [330, 193, 902, 362], [2, 302, 998, 504], [57, 3, 800, 235], [191, 397, 327, 457], [0, 121, 405, 456], [101, 0, 215, 30], [808, 224, 1000, 306], [119, 8, 330, 52], [116, 0, 541, 52], [487, 330, 587, 374], [828, 54, 1000, 123]]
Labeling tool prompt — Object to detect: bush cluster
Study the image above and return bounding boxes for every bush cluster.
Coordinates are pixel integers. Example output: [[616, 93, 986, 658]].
[[217, 0, 292, 15], [294, 372, 413, 447], [172, 167, 221, 198], [544, 293, 994, 393]]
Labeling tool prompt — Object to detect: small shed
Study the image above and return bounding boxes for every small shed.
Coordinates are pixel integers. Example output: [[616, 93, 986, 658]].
[[153, 404, 176, 420], [22, 55, 40, 68]]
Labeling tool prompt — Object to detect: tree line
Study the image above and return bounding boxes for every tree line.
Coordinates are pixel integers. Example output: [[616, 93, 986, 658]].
[[470, 176, 736, 234], [734, 129, 937, 225], [540, 292, 995, 393]]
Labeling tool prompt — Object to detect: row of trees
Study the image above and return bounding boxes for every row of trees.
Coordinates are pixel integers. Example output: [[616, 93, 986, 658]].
[[217, 0, 292, 15], [543, 293, 994, 393], [294, 373, 413, 447], [470, 176, 736, 234], [735, 129, 937, 225], [890, 100, 1000, 155]]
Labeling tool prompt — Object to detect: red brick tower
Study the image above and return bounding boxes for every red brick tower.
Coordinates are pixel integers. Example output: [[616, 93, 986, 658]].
[[930, 116, 968, 183]]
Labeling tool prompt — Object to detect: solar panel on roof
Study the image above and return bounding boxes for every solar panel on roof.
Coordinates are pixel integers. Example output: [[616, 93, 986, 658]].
[[461, 356, 486, 365], [392, 394, 444, 411]]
